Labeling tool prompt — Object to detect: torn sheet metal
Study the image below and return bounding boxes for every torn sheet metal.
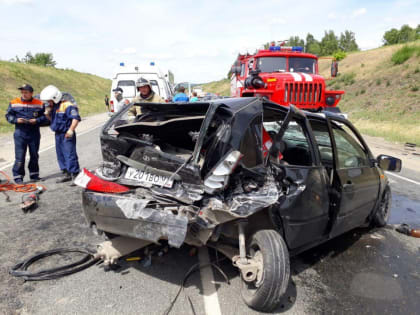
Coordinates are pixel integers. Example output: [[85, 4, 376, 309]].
[[228, 175, 280, 217], [83, 192, 189, 248]]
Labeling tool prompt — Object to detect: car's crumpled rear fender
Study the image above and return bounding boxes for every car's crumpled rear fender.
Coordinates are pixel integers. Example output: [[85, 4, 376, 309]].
[[82, 191, 191, 248]]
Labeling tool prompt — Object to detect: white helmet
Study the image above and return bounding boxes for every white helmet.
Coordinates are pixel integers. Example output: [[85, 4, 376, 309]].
[[40, 85, 63, 104]]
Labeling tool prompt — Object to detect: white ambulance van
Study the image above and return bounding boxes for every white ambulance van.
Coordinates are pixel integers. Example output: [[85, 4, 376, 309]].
[[108, 63, 173, 114]]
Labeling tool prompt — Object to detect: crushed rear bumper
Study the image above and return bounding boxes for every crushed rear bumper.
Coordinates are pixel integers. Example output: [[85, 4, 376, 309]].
[[82, 190, 189, 248]]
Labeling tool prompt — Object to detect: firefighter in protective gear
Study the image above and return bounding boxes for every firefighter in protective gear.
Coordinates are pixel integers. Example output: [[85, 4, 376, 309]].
[[40, 85, 81, 183], [5, 84, 48, 183], [127, 77, 164, 121]]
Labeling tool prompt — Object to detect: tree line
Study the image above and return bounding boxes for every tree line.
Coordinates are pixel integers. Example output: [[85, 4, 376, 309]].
[[383, 24, 420, 45], [264, 30, 359, 56], [10, 51, 56, 67]]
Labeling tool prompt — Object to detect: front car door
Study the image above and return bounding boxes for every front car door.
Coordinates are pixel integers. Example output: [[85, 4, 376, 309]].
[[328, 118, 380, 237]]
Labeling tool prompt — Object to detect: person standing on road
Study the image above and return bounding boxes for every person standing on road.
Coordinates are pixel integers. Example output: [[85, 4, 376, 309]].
[[173, 86, 189, 102], [127, 77, 164, 121], [190, 91, 199, 102], [5, 84, 48, 183], [112, 87, 129, 113], [40, 85, 81, 184]]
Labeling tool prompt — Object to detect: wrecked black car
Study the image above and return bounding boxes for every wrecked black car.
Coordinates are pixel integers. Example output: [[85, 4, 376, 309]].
[[75, 97, 401, 312]]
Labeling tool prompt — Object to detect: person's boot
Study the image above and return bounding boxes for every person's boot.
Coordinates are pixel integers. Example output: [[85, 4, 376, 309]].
[[29, 176, 42, 182], [56, 171, 71, 183], [69, 172, 80, 186]]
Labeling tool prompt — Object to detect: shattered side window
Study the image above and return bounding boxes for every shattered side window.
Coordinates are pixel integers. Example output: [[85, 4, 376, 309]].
[[309, 119, 333, 166], [263, 109, 313, 166], [240, 116, 263, 167]]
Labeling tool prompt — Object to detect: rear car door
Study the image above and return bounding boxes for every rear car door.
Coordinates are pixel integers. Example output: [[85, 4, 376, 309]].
[[264, 105, 330, 251], [328, 118, 380, 237]]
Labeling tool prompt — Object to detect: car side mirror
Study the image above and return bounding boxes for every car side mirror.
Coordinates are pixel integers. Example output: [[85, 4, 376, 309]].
[[377, 154, 401, 172]]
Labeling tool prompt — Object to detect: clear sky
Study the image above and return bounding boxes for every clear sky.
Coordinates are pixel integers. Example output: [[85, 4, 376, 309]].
[[0, 0, 418, 83]]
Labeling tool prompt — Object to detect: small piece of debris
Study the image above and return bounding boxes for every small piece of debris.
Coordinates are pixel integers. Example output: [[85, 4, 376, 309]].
[[393, 274, 398, 278]]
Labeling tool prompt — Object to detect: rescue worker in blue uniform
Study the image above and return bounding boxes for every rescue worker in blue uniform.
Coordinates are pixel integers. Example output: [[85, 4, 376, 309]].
[[40, 85, 81, 184], [5, 84, 48, 183]]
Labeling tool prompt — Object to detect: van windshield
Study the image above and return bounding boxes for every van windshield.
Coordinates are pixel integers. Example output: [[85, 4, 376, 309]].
[[117, 80, 136, 98]]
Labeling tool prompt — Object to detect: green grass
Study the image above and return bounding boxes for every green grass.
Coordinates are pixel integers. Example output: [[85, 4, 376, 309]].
[[0, 61, 110, 133], [391, 44, 420, 65], [201, 78, 230, 96]]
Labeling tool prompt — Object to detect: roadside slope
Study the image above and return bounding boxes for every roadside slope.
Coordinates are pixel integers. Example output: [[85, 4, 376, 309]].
[[0, 60, 110, 133], [319, 41, 420, 144]]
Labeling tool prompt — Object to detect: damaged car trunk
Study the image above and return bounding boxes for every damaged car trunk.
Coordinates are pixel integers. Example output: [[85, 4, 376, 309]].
[[76, 97, 401, 312], [82, 98, 287, 248]]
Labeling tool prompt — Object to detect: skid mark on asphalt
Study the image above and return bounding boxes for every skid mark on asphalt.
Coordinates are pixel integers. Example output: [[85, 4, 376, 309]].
[[199, 247, 222, 315]]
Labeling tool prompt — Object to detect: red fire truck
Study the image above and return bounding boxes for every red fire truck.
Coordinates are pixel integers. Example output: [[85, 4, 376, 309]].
[[230, 43, 344, 112]]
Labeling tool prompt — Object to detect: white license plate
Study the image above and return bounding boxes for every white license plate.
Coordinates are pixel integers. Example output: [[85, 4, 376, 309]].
[[124, 167, 173, 188]]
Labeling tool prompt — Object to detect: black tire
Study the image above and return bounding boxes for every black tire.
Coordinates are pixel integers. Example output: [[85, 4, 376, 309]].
[[241, 230, 290, 312], [371, 185, 392, 227]]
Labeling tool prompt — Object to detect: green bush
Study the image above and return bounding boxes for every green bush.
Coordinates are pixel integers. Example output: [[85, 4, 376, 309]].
[[376, 79, 382, 85], [411, 86, 419, 92], [360, 89, 366, 94], [386, 80, 391, 87], [391, 45, 420, 65], [333, 51, 347, 61]]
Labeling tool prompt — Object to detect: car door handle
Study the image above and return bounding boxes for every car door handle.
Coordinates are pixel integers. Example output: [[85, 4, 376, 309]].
[[343, 182, 354, 192]]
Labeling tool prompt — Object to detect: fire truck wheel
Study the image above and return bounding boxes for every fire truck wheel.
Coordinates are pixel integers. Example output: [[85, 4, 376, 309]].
[[241, 230, 290, 312]]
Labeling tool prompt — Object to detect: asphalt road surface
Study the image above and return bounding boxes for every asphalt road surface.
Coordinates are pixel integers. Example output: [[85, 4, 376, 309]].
[[0, 125, 419, 315]]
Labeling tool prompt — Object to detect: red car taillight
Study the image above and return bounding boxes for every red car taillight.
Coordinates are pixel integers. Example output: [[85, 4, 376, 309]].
[[110, 100, 114, 112], [74, 168, 129, 193]]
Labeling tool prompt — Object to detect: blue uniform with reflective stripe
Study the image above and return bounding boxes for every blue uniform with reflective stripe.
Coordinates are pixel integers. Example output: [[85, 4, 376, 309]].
[[50, 100, 81, 174], [5, 97, 48, 180]]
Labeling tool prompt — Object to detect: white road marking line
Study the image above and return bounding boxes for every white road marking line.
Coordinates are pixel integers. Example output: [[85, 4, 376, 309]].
[[199, 247, 222, 315], [0, 123, 104, 171], [386, 172, 420, 186]]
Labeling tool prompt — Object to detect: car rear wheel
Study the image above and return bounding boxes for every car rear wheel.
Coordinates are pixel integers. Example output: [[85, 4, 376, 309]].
[[241, 230, 290, 312], [371, 185, 392, 227]]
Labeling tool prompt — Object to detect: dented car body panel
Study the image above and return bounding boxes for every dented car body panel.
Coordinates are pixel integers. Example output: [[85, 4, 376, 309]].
[[81, 97, 400, 254]]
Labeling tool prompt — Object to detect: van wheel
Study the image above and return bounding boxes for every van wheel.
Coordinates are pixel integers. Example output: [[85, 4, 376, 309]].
[[241, 230, 290, 312], [371, 186, 392, 227]]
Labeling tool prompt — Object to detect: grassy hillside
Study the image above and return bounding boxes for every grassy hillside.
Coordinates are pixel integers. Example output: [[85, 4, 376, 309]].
[[0, 61, 110, 133], [201, 42, 420, 144], [201, 78, 230, 96], [319, 41, 420, 144]]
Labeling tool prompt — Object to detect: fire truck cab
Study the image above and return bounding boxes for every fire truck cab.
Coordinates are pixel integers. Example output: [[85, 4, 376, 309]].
[[231, 44, 344, 111]]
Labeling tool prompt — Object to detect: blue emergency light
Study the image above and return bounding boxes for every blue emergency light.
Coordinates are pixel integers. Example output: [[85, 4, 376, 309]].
[[292, 46, 303, 52], [150, 62, 155, 66], [269, 46, 281, 51], [120, 62, 125, 66]]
